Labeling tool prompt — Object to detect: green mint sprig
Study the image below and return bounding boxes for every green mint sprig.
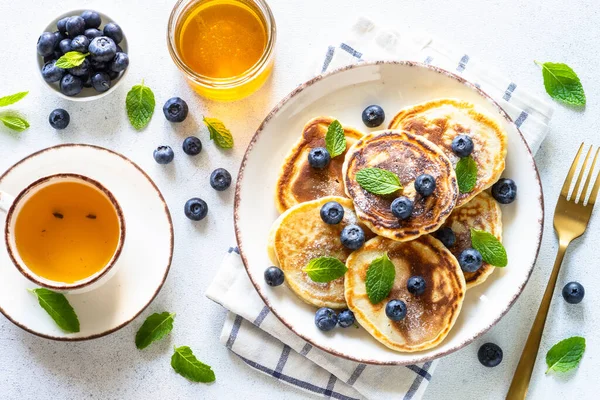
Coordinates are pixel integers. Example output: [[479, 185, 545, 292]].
[[55, 52, 90, 69], [365, 253, 396, 304], [356, 168, 402, 195], [470, 229, 507, 267], [324, 120, 346, 158], [455, 156, 477, 193], [546, 336, 586, 373], [0, 91, 28, 107], [535, 61, 586, 107], [126, 80, 155, 130], [303, 256, 348, 283], [203, 117, 234, 149], [28, 288, 80, 333], [135, 312, 176, 349], [0, 91, 29, 132], [171, 346, 216, 383]]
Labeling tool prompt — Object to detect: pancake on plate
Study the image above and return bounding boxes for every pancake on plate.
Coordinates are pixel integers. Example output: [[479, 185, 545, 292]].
[[275, 117, 365, 213], [268, 196, 374, 309], [343, 130, 458, 242], [388, 98, 507, 207], [345, 235, 466, 352], [437, 191, 503, 288]]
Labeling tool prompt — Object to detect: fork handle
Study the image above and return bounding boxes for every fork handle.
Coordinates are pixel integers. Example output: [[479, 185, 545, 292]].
[[506, 241, 569, 400]]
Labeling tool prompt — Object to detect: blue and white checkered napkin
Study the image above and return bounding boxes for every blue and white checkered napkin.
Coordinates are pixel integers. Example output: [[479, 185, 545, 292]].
[[206, 17, 554, 400]]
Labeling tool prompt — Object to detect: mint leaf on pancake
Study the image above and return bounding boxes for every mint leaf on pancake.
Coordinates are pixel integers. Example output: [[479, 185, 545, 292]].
[[203, 117, 234, 149], [303, 256, 348, 283], [546, 336, 586, 374], [470, 229, 507, 267], [365, 253, 396, 304], [0, 91, 28, 107], [28, 288, 80, 333], [535, 61, 586, 107], [455, 156, 477, 193], [171, 346, 216, 383], [55, 51, 89, 69], [356, 168, 402, 195], [325, 119, 346, 158], [126, 80, 155, 130], [135, 312, 176, 349]]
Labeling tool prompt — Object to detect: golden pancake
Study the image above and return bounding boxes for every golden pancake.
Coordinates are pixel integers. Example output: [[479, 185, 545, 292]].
[[345, 236, 466, 352], [268, 196, 375, 309], [343, 130, 458, 242], [275, 117, 365, 213], [388, 99, 507, 207]]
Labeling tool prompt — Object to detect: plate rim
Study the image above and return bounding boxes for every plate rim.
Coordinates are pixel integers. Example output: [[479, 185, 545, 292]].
[[0, 143, 174, 341], [234, 60, 545, 365]]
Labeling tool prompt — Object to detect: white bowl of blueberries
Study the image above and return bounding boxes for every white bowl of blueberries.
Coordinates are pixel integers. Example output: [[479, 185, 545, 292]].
[[36, 10, 129, 101]]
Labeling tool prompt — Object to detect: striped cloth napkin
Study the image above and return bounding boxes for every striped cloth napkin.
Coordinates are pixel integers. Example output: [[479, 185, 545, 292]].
[[206, 17, 553, 400]]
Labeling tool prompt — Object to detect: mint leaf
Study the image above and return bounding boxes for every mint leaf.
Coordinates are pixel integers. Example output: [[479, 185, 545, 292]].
[[546, 336, 586, 373], [0, 91, 28, 107], [535, 61, 586, 106], [28, 288, 80, 333], [325, 120, 346, 158], [356, 168, 402, 195], [126, 80, 155, 130], [55, 52, 89, 69], [303, 256, 348, 283], [171, 346, 216, 383], [0, 115, 29, 132], [470, 229, 507, 267], [456, 156, 477, 193], [365, 253, 396, 304], [203, 117, 234, 149], [135, 312, 176, 349]]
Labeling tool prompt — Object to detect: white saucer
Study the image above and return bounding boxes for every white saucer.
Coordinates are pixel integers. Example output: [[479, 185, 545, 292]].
[[0, 144, 173, 340]]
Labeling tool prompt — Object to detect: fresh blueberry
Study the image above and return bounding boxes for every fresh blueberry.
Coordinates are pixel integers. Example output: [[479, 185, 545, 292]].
[[415, 174, 436, 197], [41, 60, 65, 83], [340, 224, 365, 250], [184, 198, 208, 221], [162, 97, 189, 122], [307, 147, 330, 169], [81, 10, 101, 29], [407, 276, 426, 296], [82, 74, 92, 88], [48, 109, 70, 130], [391, 196, 414, 220], [110, 52, 129, 72], [91, 72, 111, 92], [66, 16, 86, 37], [451, 135, 474, 157], [491, 178, 517, 204], [56, 17, 69, 34], [68, 58, 90, 77], [458, 248, 483, 273], [434, 227, 456, 248], [89, 36, 117, 62], [210, 168, 232, 191], [478, 343, 503, 367], [320, 201, 345, 225], [315, 307, 338, 331], [60, 74, 83, 96], [562, 282, 585, 304], [59, 38, 72, 54], [153, 145, 174, 164], [182, 136, 202, 156], [107, 69, 120, 80], [337, 309, 355, 328], [264, 266, 284, 287], [103, 22, 124, 44], [37, 32, 57, 57], [385, 299, 407, 321], [362, 105, 385, 128], [70, 35, 90, 52], [84, 28, 103, 40], [53, 32, 66, 48], [90, 58, 107, 71]]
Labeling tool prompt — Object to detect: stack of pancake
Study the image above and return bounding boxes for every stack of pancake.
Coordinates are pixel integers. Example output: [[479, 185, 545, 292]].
[[268, 100, 508, 352]]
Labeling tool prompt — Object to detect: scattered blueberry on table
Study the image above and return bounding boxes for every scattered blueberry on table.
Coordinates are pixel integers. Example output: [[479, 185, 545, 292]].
[[407, 276, 426, 296], [385, 299, 407, 321], [308, 147, 330, 169], [435, 227, 456, 248], [458, 248, 483, 272], [153, 145, 175, 164], [562, 281, 585, 304], [451, 134, 474, 157], [320, 201, 344, 225], [315, 307, 338, 331], [491, 178, 517, 204], [48, 109, 70, 130], [210, 168, 232, 191], [163, 97, 189, 122], [478, 342, 503, 367], [340, 224, 365, 250], [415, 174, 436, 197], [182, 136, 202, 156], [184, 198, 208, 221], [264, 266, 284, 287], [361, 104, 385, 128], [391, 196, 414, 220], [337, 309, 355, 328]]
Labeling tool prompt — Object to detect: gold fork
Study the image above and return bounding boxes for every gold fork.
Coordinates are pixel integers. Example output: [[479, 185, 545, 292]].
[[506, 143, 600, 399]]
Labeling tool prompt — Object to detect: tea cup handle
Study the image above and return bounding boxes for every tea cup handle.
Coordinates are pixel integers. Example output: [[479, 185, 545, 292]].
[[0, 191, 14, 213]]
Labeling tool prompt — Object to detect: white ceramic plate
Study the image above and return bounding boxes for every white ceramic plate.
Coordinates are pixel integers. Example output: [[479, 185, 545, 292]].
[[0, 144, 173, 340], [235, 62, 544, 365]]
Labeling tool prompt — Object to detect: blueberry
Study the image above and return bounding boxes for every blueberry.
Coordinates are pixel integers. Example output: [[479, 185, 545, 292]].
[[48, 109, 70, 130], [491, 178, 517, 204], [89, 36, 117, 62], [59, 38, 72, 54], [53, 32, 66, 49], [320, 201, 345, 225], [103, 22, 124, 44], [82, 74, 92, 88], [434, 227, 456, 248], [56, 17, 69, 34], [184, 198, 208, 221], [91, 72, 111, 92], [107, 69, 121, 80], [264, 266, 284, 287], [70, 35, 90, 52], [307, 147, 330, 169], [182, 136, 202, 156], [337, 309, 355, 328], [562, 282, 585, 304], [407, 276, 426, 296], [110, 52, 129, 72], [162, 97, 188, 122], [315, 307, 338, 331], [90, 59, 107, 71], [153, 145, 174, 164], [81, 10, 101, 29], [478, 343, 503, 367], [66, 16, 86, 37], [37, 32, 56, 57], [415, 174, 436, 196], [391, 196, 414, 220], [362, 105, 385, 128], [210, 168, 232, 191], [84, 28, 103, 40], [451, 135, 474, 157], [68, 58, 90, 77], [60, 74, 83, 96], [41, 60, 65, 83], [385, 299, 407, 321], [458, 248, 483, 273], [340, 224, 365, 250]]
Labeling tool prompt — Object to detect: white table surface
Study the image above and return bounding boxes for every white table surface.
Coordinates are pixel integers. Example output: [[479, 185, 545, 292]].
[[0, 0, 597, 399]]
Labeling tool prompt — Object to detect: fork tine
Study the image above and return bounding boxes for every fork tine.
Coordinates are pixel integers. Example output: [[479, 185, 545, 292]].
[[581, 147, 600, 203], [587, 160, 600, 206], [572, 145, 593, 201], [561, 143, 585, 198]]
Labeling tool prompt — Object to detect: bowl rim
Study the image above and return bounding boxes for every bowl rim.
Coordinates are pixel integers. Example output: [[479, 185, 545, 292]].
[[233, 60, 545, 365]]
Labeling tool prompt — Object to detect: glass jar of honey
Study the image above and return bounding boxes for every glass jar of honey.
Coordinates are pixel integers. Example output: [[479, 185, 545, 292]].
[[168, 0, 276, 101]]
